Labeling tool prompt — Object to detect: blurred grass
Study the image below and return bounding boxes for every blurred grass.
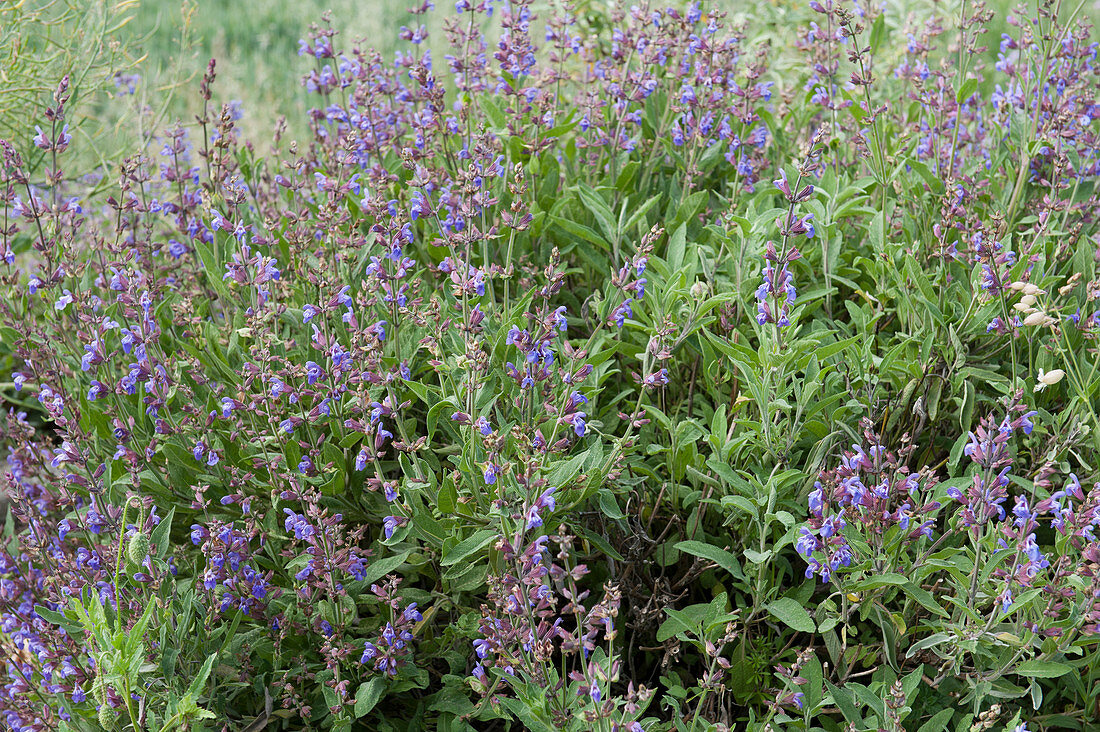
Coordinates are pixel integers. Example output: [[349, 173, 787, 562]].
[[13, 0, 1100, 154], [118, 0, 1100, 145], [121, 0, 448, 143], [0, 0, 144, 172]]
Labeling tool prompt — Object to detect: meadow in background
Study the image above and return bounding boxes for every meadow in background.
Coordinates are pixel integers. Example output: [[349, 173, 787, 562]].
[[1, 0, 1099, 731]]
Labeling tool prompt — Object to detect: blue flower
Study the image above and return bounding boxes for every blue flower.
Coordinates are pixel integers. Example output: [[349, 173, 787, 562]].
[[295, 559, 314, 581], [190, 524, 206, 545], [382, 515, 403, 539], [612, 299, 633, 328], [283, 509, 315, 541]]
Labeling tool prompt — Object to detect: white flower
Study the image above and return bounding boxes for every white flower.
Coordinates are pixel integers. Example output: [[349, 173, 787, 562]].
[[1034, 368, 1065, 392], [1022, 311, 1050, 327]]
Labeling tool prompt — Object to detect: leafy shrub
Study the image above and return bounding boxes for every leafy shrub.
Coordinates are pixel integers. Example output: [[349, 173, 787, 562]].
[[1, 0, 1099, 730]]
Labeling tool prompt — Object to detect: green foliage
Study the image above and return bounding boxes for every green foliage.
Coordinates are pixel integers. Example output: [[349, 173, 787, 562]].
[[2, 0, 1100, 730]]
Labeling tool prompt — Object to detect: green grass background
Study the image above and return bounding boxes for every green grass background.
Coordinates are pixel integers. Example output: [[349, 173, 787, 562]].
[[5, 0, 1099, 174], [119, 0, 1100, 144]]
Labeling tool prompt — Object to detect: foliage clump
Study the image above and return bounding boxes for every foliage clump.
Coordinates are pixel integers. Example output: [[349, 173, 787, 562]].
[[1, 0, 1099, 730]]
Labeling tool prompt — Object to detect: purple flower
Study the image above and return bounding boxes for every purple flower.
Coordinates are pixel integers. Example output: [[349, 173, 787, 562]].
[[382, 515, 405, 540], [296, 559, 315, 581], [87, 380, 107, 401], [283, 509, 315, 541], [55, 289, 73, 311], [612, 299, 633, 328]]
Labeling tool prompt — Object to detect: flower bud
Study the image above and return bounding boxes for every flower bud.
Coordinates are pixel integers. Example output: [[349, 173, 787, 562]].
[[1038, 368, 1065, 386], [1019, 294, 1037, 307], [127, 532, 151, 565], [690, 281, 708, 299], [1022, 311, 1048, 327], [98, 702, 116, 730]]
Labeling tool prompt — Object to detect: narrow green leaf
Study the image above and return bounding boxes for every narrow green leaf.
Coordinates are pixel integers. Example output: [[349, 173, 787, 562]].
[[674, 540, 741, 577], [188, 652, 217, 697], [825, 680, 863, 726], [361, 551, 411, 587], [440, 529, 497, 566], [916, 707, 955, 732], [354, 678, 386, 718], [767, 598, 816, 633], [1015, 660, 1072, 678]]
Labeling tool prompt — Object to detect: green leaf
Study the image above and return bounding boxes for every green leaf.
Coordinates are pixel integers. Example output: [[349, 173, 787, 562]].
[[1015, 660, 1073, 678], [34, 605, 82, 635], [597, 489, 624, 520], [579, 526, 625, 562], [905, 632, 951, 658], [851, 573, 909, 590], [674, 540, 741, 577], [354, 678, 386, 718], [574, 184, 617, 244], [188, 652, 217, 697], [667, 222, 686, 272], [553, 215, 609, 251], [825, 680, 863, 726], [192, 239, 234, 303], [622, 194, 663, 233], [437, 479, 457, 515], [657, 606, 703, 642], [151, 507, 175, 559], [440, 529, 497, 566], [767, 598, 816, 633], [956, 77, 979, 104], [903, 582, 949, 618], [499, 696, 556, 732], [361, 551, 411, 587], [744, 548, 773, 564], [916, 707, 955, 732]]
